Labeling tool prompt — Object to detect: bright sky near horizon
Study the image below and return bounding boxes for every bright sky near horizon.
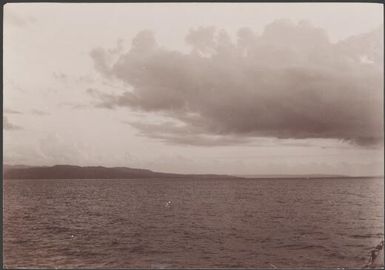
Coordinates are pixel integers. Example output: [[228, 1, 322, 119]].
[[3, 3, 384, 176]]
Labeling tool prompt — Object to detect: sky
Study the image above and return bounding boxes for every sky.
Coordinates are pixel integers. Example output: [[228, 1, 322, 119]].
[[3, 3, 384, 176]]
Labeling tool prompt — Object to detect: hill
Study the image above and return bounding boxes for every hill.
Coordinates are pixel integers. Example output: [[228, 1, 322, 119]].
[[3, 164, 238, 180]]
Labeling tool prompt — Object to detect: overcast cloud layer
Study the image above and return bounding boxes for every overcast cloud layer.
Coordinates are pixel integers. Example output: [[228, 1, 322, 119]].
[[90, 20, 383, 146]]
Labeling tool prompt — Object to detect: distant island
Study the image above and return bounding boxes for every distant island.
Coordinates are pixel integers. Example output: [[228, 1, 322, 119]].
[[2, 164, 239, 180], [3, 164, 383, 180]]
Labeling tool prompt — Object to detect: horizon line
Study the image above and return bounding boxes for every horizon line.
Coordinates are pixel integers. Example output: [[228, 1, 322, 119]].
[[3, 163, 384, 179]]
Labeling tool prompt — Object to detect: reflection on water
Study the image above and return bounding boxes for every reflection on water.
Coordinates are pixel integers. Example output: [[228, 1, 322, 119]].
[[4, 177, 384, 268]]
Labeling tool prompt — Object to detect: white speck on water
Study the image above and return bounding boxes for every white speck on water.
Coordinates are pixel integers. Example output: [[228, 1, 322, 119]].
[[165, 201, 172, 208]]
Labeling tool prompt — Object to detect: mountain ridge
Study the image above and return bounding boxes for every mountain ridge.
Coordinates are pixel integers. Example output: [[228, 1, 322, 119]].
[[3, 164, 382, 180], [2, 164, 239, 180]]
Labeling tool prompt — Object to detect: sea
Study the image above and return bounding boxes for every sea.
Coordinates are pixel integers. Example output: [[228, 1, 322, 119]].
[[4, 177, 384, 268]]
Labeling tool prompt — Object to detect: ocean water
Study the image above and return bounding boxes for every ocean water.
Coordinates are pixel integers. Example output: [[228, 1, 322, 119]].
[[4, 177, 384, 268]]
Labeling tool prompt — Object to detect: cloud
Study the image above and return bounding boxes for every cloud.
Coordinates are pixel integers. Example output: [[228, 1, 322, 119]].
[[59, 102, 89, 110], [52, 72, 69, 83], [124, 120, 253, 146], [4, 108, 22, 114], [3, 116, 21, 130], [4, 109, 22, 130], [30, 109, 50, 116], [90, 20, 383, 146], [5, 10, 37, 27]]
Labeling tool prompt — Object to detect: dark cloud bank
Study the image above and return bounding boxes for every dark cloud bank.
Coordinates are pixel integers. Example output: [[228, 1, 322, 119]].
[[90, 20, 383, 146]]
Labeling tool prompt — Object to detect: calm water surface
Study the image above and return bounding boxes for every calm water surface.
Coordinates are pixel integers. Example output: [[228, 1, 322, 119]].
[[4, 178, 384, 268]]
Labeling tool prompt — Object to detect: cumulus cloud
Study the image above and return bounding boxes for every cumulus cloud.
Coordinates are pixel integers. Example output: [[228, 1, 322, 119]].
[[90, 20, 383, 146]]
